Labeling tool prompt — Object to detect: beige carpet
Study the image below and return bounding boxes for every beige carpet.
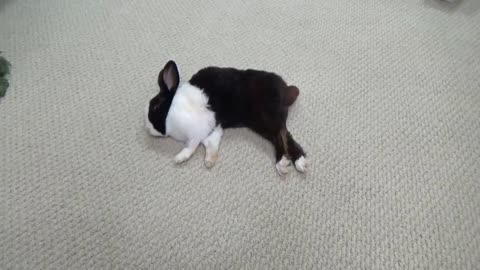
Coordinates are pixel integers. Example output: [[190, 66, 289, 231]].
[[1, 0, 479, 269]]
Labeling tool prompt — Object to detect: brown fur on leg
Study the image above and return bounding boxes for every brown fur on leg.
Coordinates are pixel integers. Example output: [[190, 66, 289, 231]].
[[278, 128, 290, 159]]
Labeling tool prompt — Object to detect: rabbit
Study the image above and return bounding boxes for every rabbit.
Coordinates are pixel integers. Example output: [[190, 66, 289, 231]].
[[145, 60, 307, 175]]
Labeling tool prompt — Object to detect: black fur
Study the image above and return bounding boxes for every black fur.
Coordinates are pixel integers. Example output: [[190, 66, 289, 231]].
[[148, 61, 179, 135], [189, 66, 306, 163], [148, 61, 306, 164]]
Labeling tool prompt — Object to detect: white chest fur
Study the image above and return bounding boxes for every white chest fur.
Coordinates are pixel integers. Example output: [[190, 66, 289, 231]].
[[166, 83, 216, 142]]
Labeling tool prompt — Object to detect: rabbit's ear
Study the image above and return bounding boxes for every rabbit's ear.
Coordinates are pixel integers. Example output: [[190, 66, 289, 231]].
[[284, 85, 299, 106], [158, 60, 180, 94]]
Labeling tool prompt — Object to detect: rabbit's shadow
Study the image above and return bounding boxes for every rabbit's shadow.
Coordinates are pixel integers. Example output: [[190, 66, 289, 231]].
[[0, 0, 14, 11], [423, 0, 480, 16], [142, 131, 179, 159], [225, 128, 275, 160], [141, 126, 275, 165]]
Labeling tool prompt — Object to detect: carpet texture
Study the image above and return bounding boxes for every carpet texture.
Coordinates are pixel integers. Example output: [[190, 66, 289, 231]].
[[1, 0, 479, 269]]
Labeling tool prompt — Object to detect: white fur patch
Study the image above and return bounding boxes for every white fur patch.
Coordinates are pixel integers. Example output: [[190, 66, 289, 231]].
[[144, 104, 163, 137], [174, 148, 193, 163], [294, 156, 307, 173], [174, 140, 200, 164], [166, 83, 216, 143], [276, 156, 291, 175]]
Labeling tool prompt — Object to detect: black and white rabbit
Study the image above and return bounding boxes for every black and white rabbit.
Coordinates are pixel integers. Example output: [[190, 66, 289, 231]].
[[145, 60, 307, 175]]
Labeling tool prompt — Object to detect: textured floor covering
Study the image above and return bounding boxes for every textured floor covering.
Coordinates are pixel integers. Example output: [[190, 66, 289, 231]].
[[1, 0, 480, 269]]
